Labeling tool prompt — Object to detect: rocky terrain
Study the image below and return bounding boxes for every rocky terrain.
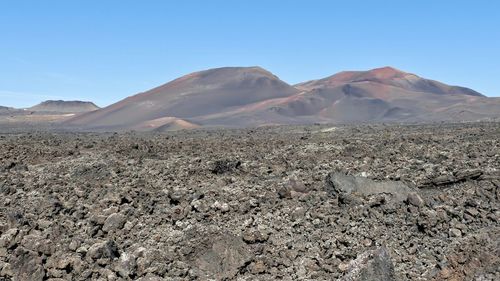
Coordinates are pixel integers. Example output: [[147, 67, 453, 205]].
[[0, 122, 499, 280]]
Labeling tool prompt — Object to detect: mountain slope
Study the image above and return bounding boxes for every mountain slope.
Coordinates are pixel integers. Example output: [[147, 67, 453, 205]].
[[66, 66, 500, 130], [67, 67, 300, 129], [297, 67, 484, 97], [266, 66, 496, 123]]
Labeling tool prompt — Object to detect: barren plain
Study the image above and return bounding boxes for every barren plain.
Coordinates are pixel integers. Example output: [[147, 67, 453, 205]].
[[0, 122, 499, 280]]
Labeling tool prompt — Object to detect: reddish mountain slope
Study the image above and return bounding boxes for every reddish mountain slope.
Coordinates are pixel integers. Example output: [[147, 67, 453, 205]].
[[67, 67, 299, 129], [297, 67, 483, 97], [270, 66, 493, 122], [66, 66, 500, 130]]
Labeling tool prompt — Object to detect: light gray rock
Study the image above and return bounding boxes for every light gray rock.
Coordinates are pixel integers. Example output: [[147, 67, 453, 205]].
[[0, 228, 18, 248], [326, 173, 413, 203], [11, 247, 46, 281], [341, 247, 396, 281], [102, 213, 126, 232], [87, 240, 119, 260], [407, 192, 425, 207], [114, 252, 137, 278], [193, 233, 253, 280], [449, 228, 462, 238], [21, 234, 55, 255]]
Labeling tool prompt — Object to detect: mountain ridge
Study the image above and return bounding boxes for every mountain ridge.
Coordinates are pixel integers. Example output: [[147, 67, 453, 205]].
[[297, 66, 484, 97], [28, 100, 100, 113], [67, 66, 300, 129], [65, 66, 500, 130]]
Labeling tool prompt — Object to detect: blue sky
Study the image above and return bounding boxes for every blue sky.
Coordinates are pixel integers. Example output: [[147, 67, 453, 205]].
[[1, 0, 499, 108]]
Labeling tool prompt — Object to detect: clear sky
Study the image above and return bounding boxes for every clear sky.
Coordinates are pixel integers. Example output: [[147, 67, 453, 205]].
[[1, 0, 499, 108]]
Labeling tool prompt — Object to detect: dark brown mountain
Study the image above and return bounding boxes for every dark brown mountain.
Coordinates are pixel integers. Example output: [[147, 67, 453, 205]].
[[66, 66, 500, 131]]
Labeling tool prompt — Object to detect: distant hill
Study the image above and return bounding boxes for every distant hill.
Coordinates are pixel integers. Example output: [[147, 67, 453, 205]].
[[29, 100, 99, 113], [64, 66, 500, 131], [0, 106, 18, 115], [0, 101, 100, 128], [296, 66, 483, 97], [284, 66, 495, 122]]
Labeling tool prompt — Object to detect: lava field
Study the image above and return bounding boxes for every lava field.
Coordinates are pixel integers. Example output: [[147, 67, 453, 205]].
[[0, 122, 499, 280]]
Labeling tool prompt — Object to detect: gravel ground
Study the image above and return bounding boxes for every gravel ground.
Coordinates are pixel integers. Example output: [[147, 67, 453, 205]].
[[0, 122, 499, 280]]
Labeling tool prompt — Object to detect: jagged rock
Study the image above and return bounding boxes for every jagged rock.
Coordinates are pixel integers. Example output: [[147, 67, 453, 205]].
[[21, 234, 55, 255], [102, 213, 126, 232], [11, 247, 45, 281], [454, 169, 483, 181], [341, 247, 396, 281], [191, 199, 209, 213], [212, 201, 230, 213], [87, 240, 119, 260], [248, 259, 267, 274], [406, 192, 424, 207], [211, 159, 241, 174], [242, 229, 269, 244], [287, 178, 309, 194], [0, 262, 14, 278], [326, 173, 412, 203], [0, 123, 498, 280], [193, 233, 253, 279], [449, 228, 462, 238], [421, 169, 483, 187], [0, 228, 18, 249], [114, 252, 137, 278], [277, 186, 292, 199]]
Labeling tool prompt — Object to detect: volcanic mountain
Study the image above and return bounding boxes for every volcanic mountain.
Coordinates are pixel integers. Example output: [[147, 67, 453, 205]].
[[279, 66, 496, 122], [296, 66, 483, 96], [67, 67, 300, 130], [28, 100, 99, 113], [66, 66, 500, 130]]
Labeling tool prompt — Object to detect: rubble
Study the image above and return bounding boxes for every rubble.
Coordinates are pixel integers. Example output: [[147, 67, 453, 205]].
[[0, 122, 499, 280], [341, 247, 396, 281]]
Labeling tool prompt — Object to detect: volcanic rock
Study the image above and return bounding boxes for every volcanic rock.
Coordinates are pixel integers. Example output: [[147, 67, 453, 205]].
[[325, 172, 412, 203], [114, 252, 137, 278], [406, 192, 425, 207], [0, 122, 498, 280], [192, 233, 253, 279], [211, 159, 241, 174], [340, 247, 396, 281], [102, 213, 127, 232], [11, 247, 46, 281], [87, 240, 119, 260]]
